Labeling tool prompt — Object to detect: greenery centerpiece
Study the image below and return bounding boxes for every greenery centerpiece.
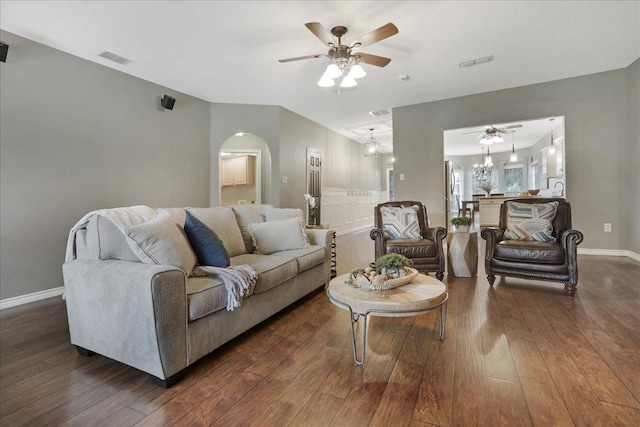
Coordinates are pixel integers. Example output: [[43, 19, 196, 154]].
[[450, 215, 472, 232], [374, 253, 413, 279]]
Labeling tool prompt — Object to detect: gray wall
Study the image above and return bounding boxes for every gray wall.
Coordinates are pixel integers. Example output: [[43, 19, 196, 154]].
[[394, 67, 634, 251], [628, 58, 640, 254], [0, 31, 211, 300]]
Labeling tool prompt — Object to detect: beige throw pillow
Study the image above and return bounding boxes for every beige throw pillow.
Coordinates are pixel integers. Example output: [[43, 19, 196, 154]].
[[125, 216, 197, 275], [248, 217, 310, 255]]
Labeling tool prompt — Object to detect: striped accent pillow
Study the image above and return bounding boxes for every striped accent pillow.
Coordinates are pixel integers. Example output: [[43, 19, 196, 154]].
[[381, 206, 422, 240], [504, 201, 559, 242]]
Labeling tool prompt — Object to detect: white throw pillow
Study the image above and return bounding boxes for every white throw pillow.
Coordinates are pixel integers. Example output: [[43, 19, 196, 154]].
[[125, 216, 197, 275], [264, 206, 304, 222], [248, 217, 310, 255], [187, 207, 246, 257]]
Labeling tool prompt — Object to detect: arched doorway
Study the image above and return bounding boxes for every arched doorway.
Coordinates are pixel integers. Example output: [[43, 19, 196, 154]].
[[219, 133, 271, 207]]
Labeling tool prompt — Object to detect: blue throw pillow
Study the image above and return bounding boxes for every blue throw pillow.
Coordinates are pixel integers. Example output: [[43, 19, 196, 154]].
[[184, 211, 230, 267]]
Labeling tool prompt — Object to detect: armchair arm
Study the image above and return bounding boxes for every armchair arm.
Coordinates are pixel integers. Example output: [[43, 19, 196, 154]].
[[63, 259, 188, 380], [560, 229, 584, 283], [480, 228, 504, 273], [370, 228, 386, 259], [424, 226, 447, 245]]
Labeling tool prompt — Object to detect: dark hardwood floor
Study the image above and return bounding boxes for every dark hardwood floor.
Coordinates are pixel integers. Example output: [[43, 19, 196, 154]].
[[2, 228, 640, 426]]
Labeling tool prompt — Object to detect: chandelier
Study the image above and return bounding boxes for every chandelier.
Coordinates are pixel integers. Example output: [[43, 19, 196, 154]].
[[473, 147, 493, 175], [364, 128, 380, 157]]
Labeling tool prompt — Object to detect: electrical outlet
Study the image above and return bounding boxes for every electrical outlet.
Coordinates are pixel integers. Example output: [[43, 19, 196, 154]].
[[604, 223, 612, 232], [281, 176, 288, 184]]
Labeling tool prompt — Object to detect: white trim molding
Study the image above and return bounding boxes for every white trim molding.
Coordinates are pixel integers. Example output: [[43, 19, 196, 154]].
[[320, 188, 386, 236], [0, 286, 64, 310], [578, 248, 640, 262]]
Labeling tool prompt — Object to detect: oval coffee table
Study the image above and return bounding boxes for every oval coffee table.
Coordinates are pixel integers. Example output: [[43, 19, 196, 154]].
[[327, 273, 448, 365]]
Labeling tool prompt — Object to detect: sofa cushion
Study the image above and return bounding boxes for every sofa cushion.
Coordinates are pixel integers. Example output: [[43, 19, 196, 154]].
[[187, 207, 246, 257], [264, 206, 304, 222], [271, 245, 326, 273], [232, 204, 270, 253], [494, 240, 565, 264], [248, 217, 310, 255], [184, 212, 230, 267], [125, 216, 197, 275], [231, 254, 297, 294], [504, 201, 558, 242], [381, 205, 422, 240], [186, 276, 227, 321]]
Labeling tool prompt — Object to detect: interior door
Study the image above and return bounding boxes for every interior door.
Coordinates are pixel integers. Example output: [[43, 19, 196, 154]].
[[306, 148, 322, 224]]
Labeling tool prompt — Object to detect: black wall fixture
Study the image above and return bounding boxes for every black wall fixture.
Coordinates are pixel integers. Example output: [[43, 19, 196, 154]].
[[0, 42, 9, 63], [160, 95, 175, 110]]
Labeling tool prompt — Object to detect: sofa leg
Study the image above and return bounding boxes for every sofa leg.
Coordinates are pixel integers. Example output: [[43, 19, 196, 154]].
[[436, 271, 444, 281], [487, 275, 496, 286], [149, 370, 186, 388], [564, 283, 577, 297], [75, 346, 97, 357]]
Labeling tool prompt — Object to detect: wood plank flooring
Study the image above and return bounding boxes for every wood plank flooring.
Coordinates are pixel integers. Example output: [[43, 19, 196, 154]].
[[1, 228, 640, 426]]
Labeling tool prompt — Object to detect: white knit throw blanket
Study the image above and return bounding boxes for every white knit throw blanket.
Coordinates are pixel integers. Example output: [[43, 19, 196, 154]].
[[192, 265, 258, 311]]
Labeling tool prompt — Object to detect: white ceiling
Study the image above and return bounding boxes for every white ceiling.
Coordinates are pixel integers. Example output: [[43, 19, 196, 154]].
[[2, 1, 638, 153]]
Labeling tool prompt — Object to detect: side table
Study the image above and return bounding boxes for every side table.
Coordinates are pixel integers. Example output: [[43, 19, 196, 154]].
[[447, 230, 478, 277]]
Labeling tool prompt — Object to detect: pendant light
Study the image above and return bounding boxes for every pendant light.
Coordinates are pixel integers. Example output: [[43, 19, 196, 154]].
[[548, 118, 556, 155], [364, 128, 380, 157], [510, 133, 518, 162]]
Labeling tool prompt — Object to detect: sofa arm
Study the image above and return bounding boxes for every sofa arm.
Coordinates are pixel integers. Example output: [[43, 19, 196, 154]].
[[63, 259, 188, 380], [306, 228, 334, 259]]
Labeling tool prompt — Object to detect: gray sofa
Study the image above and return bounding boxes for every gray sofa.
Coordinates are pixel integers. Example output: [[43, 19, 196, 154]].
[[63, 204, 333, 387]]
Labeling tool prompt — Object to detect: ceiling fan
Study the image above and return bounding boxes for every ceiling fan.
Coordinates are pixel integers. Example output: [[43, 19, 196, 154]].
[[464, 124, 523, 145], [279, 22, 399, 88]]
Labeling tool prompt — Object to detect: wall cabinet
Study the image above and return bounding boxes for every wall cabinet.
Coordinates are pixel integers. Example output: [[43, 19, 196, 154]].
[[221, 156, 255, 187]]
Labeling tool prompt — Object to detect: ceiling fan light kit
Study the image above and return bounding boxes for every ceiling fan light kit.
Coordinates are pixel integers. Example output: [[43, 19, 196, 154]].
[[280, 22, 398, 91]]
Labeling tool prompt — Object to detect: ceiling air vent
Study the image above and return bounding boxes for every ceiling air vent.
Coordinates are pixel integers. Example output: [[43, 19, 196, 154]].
[[369, 109, 391, 117], [98, 51, 132, 65], [459, 55, 493, 68]]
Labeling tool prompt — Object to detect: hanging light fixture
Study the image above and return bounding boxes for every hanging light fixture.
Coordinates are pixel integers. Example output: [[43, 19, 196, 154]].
[[364, 128, 380, 157], [473, 147, 493, 174], [317, 56, 367, 88], [484, 147, 493, 167], [510, 133, 518, 162], [548, 118, 556, 155]]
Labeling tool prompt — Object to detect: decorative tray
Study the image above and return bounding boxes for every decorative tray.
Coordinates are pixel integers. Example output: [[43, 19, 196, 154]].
[[350, 267, 419, 291]]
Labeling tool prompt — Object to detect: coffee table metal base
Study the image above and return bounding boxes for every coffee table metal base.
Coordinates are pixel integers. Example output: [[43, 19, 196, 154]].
[[327, 291, 448, 366]]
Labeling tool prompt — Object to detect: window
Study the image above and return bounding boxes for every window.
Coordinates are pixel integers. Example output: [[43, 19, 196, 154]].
[[529, 160, 539, 190], [504, 164, 525, 196]]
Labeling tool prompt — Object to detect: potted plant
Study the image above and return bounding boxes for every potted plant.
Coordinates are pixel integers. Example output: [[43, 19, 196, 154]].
[[373, 253, 413, 279], [451, 216, 472, 232]]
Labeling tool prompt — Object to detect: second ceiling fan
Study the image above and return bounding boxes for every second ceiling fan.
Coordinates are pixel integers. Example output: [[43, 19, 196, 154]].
[[279, 22, 399, 88]]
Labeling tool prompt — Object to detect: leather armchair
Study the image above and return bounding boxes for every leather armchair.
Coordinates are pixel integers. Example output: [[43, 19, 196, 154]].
[[370, 201, 447, 280], [481, 198, 583, 296]]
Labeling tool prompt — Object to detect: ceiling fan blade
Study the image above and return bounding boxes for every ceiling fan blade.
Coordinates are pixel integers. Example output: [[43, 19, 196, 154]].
[[502, 124, 522, 129], [305, 22, 335, 46], [352, 23, 399, 48], [462, 130, 484, 135], [279, 54, 326, 63], [357, 52, 391, 67]]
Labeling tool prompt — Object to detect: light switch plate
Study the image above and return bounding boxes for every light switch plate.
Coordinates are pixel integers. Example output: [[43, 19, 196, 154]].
[[282, 176, 288, 184]]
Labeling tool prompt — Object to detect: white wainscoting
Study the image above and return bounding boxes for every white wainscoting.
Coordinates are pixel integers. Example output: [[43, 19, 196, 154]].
[[321, 188, 387, 236]]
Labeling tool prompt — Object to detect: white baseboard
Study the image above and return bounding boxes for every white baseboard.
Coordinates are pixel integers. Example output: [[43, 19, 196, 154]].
[[0, 286, 64, 310], [578, 248, 640, 261]]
